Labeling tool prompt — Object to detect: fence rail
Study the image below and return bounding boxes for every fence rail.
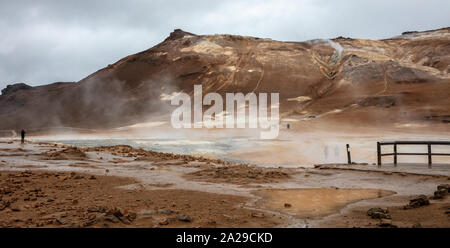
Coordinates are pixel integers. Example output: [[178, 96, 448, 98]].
[[377, 141, 450, 168]]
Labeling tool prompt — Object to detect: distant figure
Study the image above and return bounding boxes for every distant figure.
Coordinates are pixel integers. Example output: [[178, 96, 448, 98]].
[[21, 129, 26, 144], [287, 123, 290, 129]]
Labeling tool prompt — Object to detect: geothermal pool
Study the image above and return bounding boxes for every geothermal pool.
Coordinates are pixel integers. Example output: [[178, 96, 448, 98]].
[[33, 137, 268, 164], [28, 127, 450, 167]]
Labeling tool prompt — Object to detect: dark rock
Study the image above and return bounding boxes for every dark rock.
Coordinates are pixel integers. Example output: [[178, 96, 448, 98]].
[[177, 214, 192, 222], [118, 216, 131, 224], [82, 219, 97, 227], [11, 207, 21, 212], [404, 195, 430, 209], [103, 215, 120, 223], [284, 203, 292, 208], [159, 219, 169, 225], [412, 223, 422, 228], [402, 31, 418, 35], [165, 29, 197, 42], [0, 200, 10, 210], [377, 219, 397, 228], [87, 206, 106, 213], [432, 188, 448, 199], [367, 208, 391, 219], [56, 218, 66, 225], [88, 214, 97, 220], [437, 184, 450, 192], [251, 212, 265, 218], [1, 83, 32, 95], [111, 206, 123, 217], [126, 212, 137, 221]]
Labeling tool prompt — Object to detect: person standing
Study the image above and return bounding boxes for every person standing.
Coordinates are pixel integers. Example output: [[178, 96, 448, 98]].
[[21, 129, 26, 144]]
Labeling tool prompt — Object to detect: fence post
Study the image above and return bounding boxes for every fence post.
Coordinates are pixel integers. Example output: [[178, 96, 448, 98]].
[[377, 142, 381, 167], [428, 143, 432, 168], [346, 144, 351, 165], [393, 143, 397, 166]]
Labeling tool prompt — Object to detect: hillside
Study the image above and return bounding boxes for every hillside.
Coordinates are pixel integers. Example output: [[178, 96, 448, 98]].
[[0, 27, 449, 131]]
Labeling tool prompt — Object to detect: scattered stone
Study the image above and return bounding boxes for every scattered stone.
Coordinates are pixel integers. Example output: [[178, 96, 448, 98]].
[[118, 216, 131, 224], [367, 208, 391, 219], [412, 223, 422, 228], [177, 214, 192, 222], [82, 219, 97, 227], [110, 206, 123, 217], [127, 212, 137, 221], [11, 207, 21, 212], [377, 219, 397, 228], [89, 175, 96, 180], [56, 218, 66, 225], [433, 189, 448, 199], [87, 206, 106, 213], [404, 195, 430, 209], [103, 215, 120, 223], [159, 219, 169, 225], [82, 214, 94, 222], [251, 212, 265, 218], [0, 200, 10, 210], [437, 184, 450, 193]]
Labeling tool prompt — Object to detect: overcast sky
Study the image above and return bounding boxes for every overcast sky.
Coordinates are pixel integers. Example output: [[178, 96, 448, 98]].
[[0, 0, 449, 89]]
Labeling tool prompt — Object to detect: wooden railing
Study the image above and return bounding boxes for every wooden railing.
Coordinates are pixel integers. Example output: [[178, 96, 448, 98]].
[[377, 141, 450, 168]]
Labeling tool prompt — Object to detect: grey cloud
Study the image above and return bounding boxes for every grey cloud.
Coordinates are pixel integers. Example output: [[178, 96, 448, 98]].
[[0, 0, 449, 89]]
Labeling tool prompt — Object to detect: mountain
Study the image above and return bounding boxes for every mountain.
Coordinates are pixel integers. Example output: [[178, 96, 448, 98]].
[[0, 28, 449, 131]]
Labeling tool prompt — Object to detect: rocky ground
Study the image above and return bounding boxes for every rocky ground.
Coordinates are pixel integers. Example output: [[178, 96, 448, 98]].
[[0, 170, 286, 228], [0, 139, 449, 228], [317, 188, 450, 228]]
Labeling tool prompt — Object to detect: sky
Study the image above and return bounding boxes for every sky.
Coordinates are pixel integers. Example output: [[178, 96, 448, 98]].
[[0, 0, 449, 90]]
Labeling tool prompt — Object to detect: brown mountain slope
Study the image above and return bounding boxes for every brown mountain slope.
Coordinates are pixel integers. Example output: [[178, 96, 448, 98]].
[[0, 28, 449, 131]]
